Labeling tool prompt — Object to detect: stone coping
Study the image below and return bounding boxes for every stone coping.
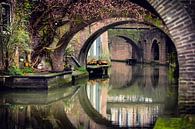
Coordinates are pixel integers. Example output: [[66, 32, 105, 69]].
[[0, 70, 72, 79], [86, 65, 110, 68]]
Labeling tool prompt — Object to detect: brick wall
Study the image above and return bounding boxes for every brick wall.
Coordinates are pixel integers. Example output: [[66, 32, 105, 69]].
[[45, 0, 195, 113], [141, 29, 167, 64], [110, 37, 133, 61], [179, 0, 195, 23], [147, 0, 195, 113]]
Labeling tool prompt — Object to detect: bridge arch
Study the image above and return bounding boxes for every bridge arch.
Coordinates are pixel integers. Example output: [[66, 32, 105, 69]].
[[117, 35, 142, 62], [78, 20, 154, 65], [75, 0, 195, 112], [31, 0, 195, 112], [144, 0, 195, 112]]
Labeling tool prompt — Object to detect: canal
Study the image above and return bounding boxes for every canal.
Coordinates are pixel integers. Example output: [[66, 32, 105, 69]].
[[0, 62, 178, 129]]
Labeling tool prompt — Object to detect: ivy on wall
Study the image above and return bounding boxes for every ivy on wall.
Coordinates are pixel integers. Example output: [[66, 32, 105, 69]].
[[108, 29, 143, 43]]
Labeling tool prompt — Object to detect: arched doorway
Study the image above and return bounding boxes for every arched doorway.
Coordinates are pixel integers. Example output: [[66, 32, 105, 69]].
[[151, 40, 159, 62]]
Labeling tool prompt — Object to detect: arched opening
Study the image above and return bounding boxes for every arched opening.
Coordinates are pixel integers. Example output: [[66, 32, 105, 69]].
[[87, 31, 109, 63], [78, 20, 153, 65], [1, 1, 195, 129], [151, 40, 159, 61], [109, 36, 134, 61], [28, 0, 195, 115], [117, 35, 142, 61]]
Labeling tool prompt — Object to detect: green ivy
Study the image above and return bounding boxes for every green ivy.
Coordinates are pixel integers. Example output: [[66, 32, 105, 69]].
[[75, 66, 87, 73], [144, 15, 163, 28], [22, 67, 34, 73], [154, 117, 195, 129], [8, 66, 24, 76], [108, 29, 142, 43]]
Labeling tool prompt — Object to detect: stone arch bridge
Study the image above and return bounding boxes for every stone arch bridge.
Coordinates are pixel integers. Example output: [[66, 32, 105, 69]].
[[30, 0, 195, 113], [1, 0, 193, 113]]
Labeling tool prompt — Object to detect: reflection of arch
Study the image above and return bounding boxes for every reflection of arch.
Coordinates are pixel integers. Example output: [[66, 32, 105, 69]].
[[151, 66, 159, 88], [40, 0, 195, 111], [124, 64, 142, 87], [78, 21, 154, 65], [151, 40, 159, 61], [110, 62, 141, 88], [70, 0, 195, 112], [78, 86, 124, 129]]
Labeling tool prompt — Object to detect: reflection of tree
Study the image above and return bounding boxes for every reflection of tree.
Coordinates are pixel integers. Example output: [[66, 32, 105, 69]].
[[0, 101, 77, 129]]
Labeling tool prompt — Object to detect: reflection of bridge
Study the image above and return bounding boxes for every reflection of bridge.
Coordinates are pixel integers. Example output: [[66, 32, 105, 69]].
[[110, 63, 168, 89], [107, 103, 163, 128], [82, 75, 169, 128], [107, 95, 153, 103], [0, 86, 79, 105], [0, 86, 80, 129]]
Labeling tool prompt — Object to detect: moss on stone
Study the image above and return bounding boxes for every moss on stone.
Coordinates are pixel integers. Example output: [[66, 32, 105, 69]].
[[154, 116, 195, 129]]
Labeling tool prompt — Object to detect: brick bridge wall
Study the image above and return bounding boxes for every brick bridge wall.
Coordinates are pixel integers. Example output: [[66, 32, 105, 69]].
[[147, 0, 195, 113], [68, 18, 132, 60], [108, 28, 167, 64], [74, 0, 195, 113], [141, 29, 167, 64], [110, 37, 133, 61], [179, 0, 195, 23]]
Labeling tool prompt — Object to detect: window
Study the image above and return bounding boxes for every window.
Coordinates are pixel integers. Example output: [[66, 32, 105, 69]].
[[0, 3, 11, 31]]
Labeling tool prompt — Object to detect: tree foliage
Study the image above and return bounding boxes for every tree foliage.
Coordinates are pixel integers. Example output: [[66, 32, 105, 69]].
[[0, 0, 31, 70], [30, 0, 155, 67]]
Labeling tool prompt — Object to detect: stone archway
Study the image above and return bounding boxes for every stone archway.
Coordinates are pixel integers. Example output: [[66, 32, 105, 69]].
[[117, 35, 142, 61], [78, 20, 153, 65], [76, 0, 195, 112], [31, 0, 195, 113], [146, 0, 195, 113]]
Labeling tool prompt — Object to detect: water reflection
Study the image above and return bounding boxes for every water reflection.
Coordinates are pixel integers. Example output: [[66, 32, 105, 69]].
[[0, 63, 178, 129], [85, 62, 178, 128]]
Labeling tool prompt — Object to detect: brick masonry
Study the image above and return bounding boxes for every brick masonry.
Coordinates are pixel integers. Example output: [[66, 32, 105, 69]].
[[147, 0, 195, 113], [1, 0, 195, 113], [110, 36, 133, 61], [75, 0, 195, 113], [108, 28, 167, 64], [141, 29, 167, 64]]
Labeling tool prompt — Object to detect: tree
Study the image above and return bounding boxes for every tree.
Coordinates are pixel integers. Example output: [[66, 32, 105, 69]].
[[30, 0, 153, 71], [0, 21, 30, 71], [0, 0, 31, 72]]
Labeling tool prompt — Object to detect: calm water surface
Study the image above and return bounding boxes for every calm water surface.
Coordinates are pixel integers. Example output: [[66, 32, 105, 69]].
[[0, 62, 178, 129]]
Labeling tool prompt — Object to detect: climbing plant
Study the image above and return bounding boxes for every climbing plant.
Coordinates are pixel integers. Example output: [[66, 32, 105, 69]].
[[108, 29, 143, 42], [0, 0, 31, 71]]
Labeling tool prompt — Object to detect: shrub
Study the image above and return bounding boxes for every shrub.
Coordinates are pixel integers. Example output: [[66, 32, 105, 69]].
[[8, 66, 24, 76], [75, 66, 87, 73], [22, 67, 33, 73]]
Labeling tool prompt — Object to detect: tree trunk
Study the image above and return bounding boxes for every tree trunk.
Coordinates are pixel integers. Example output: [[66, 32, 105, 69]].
[[5, 51, 9, 71], [14, 47, 19, 68], [50, 49, 64, 72]]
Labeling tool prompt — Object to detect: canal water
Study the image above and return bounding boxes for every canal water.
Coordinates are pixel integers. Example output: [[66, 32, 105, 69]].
[[0, 62, 178, 129]]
